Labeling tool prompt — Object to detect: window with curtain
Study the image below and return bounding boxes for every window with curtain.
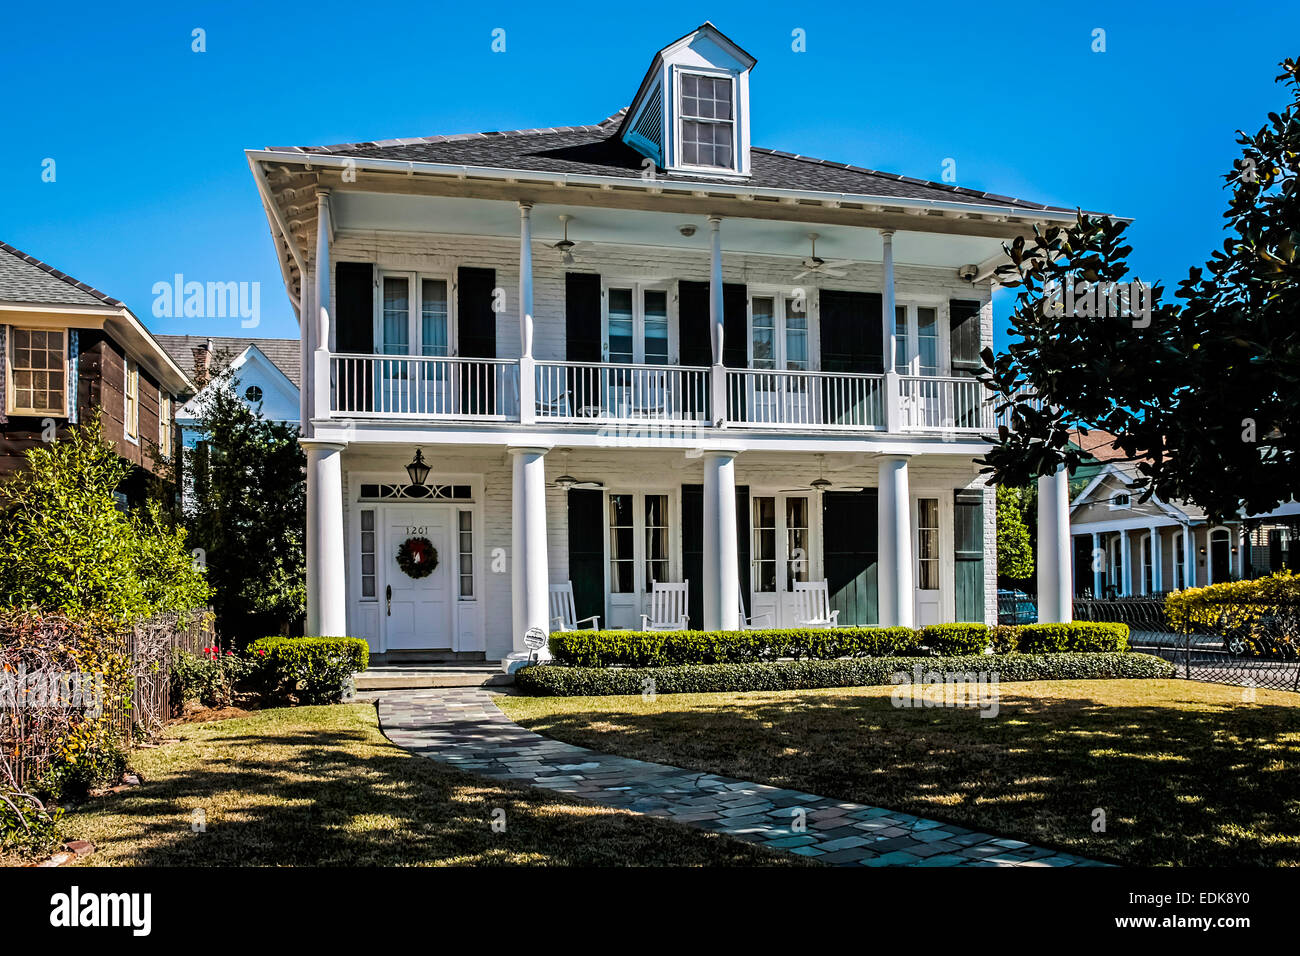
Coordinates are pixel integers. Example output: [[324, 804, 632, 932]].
[[9, 329, 66, 416], [680, 73, 734, 168], [918, 498, 939, 590], [644, 494, 669, 585], [609, 494, 634, 593], [359, 510, 376, 599], [382, 276, 410, 355], [421, 279, 449, 356], [644, 290, 669, 365], [752, 297, 776, 370], [608, 288, 634, 363], [894, 305, 909, 372], [786, 497, 809, 589], [753, 496, 776, 592], [917, 307, 939, 375], [786, 298, 808, 370], [458, 510, 474, 599]]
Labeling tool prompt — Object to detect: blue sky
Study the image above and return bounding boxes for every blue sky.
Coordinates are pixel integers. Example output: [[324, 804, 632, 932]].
[[2, 0, 1295, 350]]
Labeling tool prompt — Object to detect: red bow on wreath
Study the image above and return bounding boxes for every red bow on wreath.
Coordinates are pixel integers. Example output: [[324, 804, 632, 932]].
[[396, 536, 438, 579]]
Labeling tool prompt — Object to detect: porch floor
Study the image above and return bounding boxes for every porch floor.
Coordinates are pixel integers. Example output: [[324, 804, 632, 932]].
[[356, 664, 512, 691]]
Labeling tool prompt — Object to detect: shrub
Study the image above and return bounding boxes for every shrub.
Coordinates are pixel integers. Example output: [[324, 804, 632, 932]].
[[1165, 571, 1300, 631], [549, 627, 921, 667], [250, 636, 369, 704], [0, 791, 63, 855], [1015, 622, 1129, 653], [171, 646, 259, 709], [990, 624, 1021, 654], [918, 623, 990, 655], [514, 652, 1176, 697]]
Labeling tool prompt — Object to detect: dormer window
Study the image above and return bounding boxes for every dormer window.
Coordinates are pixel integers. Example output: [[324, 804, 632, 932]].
[[679, 73, 734, 169]]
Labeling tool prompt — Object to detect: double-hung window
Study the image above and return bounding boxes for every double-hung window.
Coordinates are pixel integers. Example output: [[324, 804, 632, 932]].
[[605, 284, 670, 365], [8, 328, 67, 416], [750, 293, 808, 371], [159, 394, 172, 458], [124, 359, 140, 441], [377, 272, 453, 413], [894, 304, 941, 376], [679, 72, 735, 169], [608, 492, 672, 595]]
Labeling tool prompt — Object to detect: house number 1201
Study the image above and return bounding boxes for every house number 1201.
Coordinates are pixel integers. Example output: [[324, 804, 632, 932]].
[[405, 526, 427, 535]]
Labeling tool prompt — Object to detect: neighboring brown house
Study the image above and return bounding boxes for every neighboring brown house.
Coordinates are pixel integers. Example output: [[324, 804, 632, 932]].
[[0, 241, 194, 503]]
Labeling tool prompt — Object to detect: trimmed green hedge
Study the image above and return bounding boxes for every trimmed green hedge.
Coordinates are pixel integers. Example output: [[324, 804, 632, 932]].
[[918, 623, 990, 655], [1011, 622, 1130, 654], [514, 652, 1175, 697], [250, 636, 370, 704], [548, 627, 921, 667]]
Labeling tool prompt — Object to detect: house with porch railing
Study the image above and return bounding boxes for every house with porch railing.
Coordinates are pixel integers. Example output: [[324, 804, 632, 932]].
[[248, 22, 1082, 666]]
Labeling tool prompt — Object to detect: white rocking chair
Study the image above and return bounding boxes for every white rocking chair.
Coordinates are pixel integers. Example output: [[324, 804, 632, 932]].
[[793, 580, 840, 627], [739, 590, 773, 630], [641, 581, 690, 631], [550, 582, 601, 632]]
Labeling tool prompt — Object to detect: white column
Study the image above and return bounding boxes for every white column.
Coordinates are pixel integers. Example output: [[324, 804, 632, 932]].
[[504, 447, 550, 672], [1036, 465, 1073, 622], [315, 188, 332, 352], [877, 455, 913, 627], [1237, 526, 1248, 579], [708, 216, 727, 425], [303, 440, 346, 637], [517, 202, 536, 425], [1091, 531, 1103, 598], [1182, 524, 1194, 589], [703, 451, 740, 630], [1118, 529, 1132, 597], [1150, 525, 1163, 593], [881, 230, 901, 433]]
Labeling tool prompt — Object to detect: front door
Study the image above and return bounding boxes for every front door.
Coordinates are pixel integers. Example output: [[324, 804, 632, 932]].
[[383, 507, 452, 650], [750, 494, 813, 626], [606, 492, 673, 628]]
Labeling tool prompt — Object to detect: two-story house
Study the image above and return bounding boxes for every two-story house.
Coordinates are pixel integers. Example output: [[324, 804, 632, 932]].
[[247, 22, 1082, 666], [0, 240, 192, 503]]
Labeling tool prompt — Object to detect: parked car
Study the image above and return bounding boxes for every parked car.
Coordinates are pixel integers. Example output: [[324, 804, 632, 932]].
[[997, 589, 1038, 625]]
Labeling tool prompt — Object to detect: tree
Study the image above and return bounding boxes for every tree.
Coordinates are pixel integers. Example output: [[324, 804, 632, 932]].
[[983, 58, 1300, 522], [186, 369, 305, 644], [0, 416, 210, 622], [996, 485, 1034, 581]]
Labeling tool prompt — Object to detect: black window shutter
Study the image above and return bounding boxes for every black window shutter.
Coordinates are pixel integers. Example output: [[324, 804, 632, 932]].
[[682, 483, 751, 627], [568, 489, 605, 626], [678, 281, 711, 367], [456, 267, 496, 358], [953, 490, 985, 622], [949, 299, 982, 375], [819, 289, 883, 373], [335, 262, 374, 354], [723, 283, 748, 368], [565, 273, 602, 362]]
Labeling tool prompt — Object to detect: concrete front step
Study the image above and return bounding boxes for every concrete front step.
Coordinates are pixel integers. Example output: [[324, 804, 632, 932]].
[[356, 665, 512, 690]]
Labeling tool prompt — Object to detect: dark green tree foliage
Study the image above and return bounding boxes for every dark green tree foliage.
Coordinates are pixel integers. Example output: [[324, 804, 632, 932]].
[[186, 369, 305, 644], [983, 59, 1300, 522], [996, 485, 1034, 581]]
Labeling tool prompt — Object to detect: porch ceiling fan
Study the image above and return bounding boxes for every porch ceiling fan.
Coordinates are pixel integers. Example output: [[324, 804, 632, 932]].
[[552, 450, 603, 491], [792, 233, 856, 281], [552, 214, 595, 265], [782, 454, 865, 494]]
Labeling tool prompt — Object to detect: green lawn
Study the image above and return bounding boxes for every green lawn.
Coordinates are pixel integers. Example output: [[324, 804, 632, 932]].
[[501, 679, 1300, 866], [57, 704, 798, 866]]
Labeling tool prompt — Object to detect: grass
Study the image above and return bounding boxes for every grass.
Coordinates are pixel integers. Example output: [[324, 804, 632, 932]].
[[501, 679, 1300, 866], [54, 704, 799, 866]]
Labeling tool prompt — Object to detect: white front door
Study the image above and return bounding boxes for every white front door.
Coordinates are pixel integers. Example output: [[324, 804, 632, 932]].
[[751, 494, 814, 626], [383, 507, 453, 650], [913, 496, 943, 626]]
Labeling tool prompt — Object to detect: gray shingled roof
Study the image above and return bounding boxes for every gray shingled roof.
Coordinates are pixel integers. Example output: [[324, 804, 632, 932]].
[[154, 334, 301, 389], [0, 240, 125, 308], [274, 113, 1071, 214]]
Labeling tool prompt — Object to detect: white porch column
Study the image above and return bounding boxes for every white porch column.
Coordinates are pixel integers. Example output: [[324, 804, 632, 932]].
[[315, 188, 332, 352], [1036, 465, 1073, 622], [703, 450, 740, 630], [1091, 531, 1103, 598], [517, 202, 536, 425], [303, 440, 346, 637], [1150, 525, 1163, 593], [1182, 524, 1195, 589], [708, 216, 727, 425], [1237, 526, 1248, 579], [881, 230, 902, 433], [1118, 529, 1132, 597], [504, 446, 550, 672], [877, 455, 913, 627]]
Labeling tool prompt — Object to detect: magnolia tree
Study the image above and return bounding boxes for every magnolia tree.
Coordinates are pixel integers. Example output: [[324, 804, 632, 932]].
[[982, 58, 1300, 522]]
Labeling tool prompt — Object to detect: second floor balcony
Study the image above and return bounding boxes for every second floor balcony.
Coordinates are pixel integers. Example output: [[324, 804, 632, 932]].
[[326, 352, 993, 435]]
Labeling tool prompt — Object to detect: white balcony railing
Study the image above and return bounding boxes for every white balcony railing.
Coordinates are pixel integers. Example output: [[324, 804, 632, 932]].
[[724, 368, 885, 429], [898, 375, 992, 432], [534, 361, 710, 424], [331, 353, 519, 420]]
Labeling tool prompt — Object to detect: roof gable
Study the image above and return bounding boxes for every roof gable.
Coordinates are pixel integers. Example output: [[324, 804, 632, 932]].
[[177, 344, 299, 424]]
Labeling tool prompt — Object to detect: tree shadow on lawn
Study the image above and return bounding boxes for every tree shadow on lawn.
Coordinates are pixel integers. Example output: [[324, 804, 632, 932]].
[[66, 710, 799, 867], [507, 685, 1300, 867]]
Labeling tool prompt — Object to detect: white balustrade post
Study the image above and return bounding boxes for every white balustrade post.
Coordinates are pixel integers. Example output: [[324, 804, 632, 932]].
[[877, 454, 914, 627], [703, 450, 740, 630], [303, 440, 347, 637], [1036, 465, 1073, 622]]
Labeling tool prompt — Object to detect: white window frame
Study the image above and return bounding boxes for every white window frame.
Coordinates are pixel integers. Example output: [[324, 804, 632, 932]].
[[1108, 489, 1132, 511], [672, 66, 739, 174], [747, 289, 811, 371], [6, 327, 68, 417], [601, 280, 675, 365], [750, 492, 817, 594], [603, 489, 679, 597], [124, 359, 140, 443], [374, 270, 455, 357], [893, 300, 949, 376]]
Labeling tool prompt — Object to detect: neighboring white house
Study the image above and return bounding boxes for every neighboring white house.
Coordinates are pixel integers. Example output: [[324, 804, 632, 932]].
[[155, 335, 300, 507], [247, 21, 1087, 665]]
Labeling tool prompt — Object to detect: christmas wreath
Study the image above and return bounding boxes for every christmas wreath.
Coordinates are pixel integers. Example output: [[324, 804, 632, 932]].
[[396, 536, 438, 579]]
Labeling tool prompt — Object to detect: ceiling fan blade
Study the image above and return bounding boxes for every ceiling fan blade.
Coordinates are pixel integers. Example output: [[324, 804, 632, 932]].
[[791, 270, 812, 282], [779, 487, 811, 493], [823, 259, 857, 270], [573, 480, 604, 489], [835, 486, 866, 493], [823, 268, 847, 278]]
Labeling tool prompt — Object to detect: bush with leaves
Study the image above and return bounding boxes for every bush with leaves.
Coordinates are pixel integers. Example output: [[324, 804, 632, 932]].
[[996, 485, 1034, 581]]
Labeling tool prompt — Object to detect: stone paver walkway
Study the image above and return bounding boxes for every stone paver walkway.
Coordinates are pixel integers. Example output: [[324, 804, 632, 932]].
[[378, 688, 1102, 867]]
